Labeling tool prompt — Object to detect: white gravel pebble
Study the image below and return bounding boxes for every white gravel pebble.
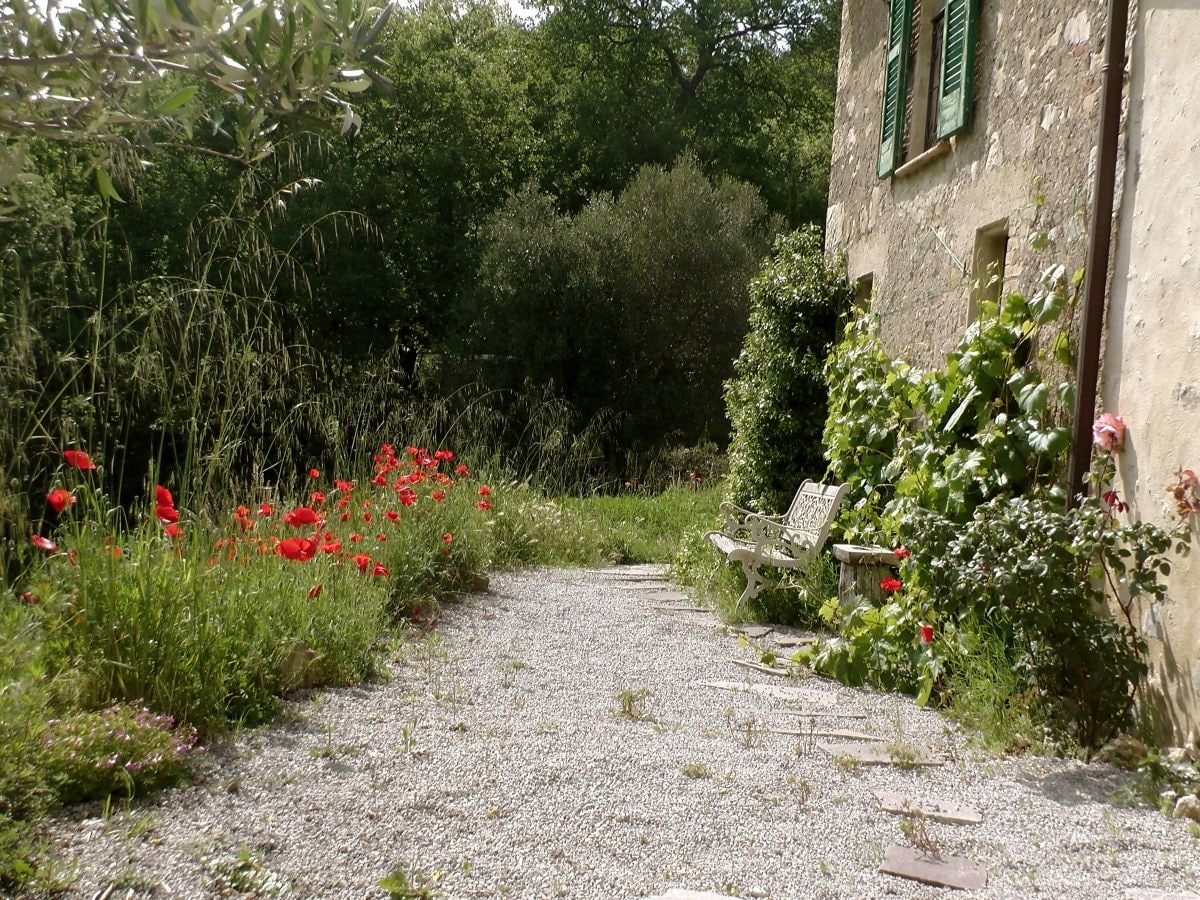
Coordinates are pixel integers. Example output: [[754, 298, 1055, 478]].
[[37, 566, 1200, 899]]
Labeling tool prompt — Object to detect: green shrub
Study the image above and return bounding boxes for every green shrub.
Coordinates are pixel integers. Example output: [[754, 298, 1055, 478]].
[[466, 157, 778, 453], [724, 226, 853, 513], [904, 495, 1185, 749], [38, 704, 198, 806]]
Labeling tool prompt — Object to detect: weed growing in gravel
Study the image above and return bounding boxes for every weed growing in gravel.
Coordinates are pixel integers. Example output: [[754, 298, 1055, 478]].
[[834, 754, 861, 774], [201, 845, 288, 895], [681, 762, 713, 779], [616, 687, 654, 721], [785, 774, 814, 806], [899, 811, 940, 858], [722, 710, 764, 748], [380, 864, 443, 898]]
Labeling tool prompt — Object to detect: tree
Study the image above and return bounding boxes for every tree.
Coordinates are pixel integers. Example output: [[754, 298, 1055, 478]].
[[535, 0, 836, 113], [466, 158, 778, 452], [527, 0, 841, 222], [0, 0, 393, 207]]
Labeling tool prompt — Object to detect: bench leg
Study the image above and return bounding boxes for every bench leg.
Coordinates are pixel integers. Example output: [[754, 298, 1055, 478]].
[[737, 561, 766, 608]]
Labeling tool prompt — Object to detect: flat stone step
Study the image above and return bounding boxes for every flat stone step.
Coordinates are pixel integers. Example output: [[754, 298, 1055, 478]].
[[767, 726, 886, 742], [774, 634, 818, 648], [879, 845, 987, 890], [646, 590, 692, 604], [697, 679, 835, 706], [652, 604, 711, 613], [874, 791, 983, 825], [734, 625, 773, 638], [819, 741, 942, 767]]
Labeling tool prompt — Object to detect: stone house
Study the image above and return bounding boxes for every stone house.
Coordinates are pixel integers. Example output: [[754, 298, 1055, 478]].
[[825, 0, 1200, 741]]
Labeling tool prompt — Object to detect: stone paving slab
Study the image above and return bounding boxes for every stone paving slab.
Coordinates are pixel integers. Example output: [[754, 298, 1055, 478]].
[[647, 590, 692, 604], [733, 625, 773, 638], [819, 741, 943, 766], [697, 679, 836, 705], [879, 844, 988, 890], [873, 790, 984, 825]]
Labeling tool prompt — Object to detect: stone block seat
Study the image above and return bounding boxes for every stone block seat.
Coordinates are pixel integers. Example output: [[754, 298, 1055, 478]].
[[704, 480, 850, 607]]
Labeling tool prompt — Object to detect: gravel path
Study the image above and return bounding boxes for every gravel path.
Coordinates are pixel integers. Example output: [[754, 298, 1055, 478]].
[[40, 566, 1200, 899]]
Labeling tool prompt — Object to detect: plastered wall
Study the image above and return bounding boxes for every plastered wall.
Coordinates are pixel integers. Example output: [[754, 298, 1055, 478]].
[[1104, 0, 1200, 743]]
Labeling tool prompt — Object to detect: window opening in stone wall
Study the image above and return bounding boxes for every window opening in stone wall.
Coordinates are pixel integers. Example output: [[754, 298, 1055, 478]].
[[970, 219, 1009, 323], [924, 10, 946, 151], [853, 273, 875, 311]]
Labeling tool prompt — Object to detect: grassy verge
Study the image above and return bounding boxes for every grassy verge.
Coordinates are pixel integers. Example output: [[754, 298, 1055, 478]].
[[0, 455, 720, 890]]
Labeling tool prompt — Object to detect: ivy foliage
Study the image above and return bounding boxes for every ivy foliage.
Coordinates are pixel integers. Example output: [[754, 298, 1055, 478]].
[[724, 226, 853, 512], [823, 265, 1078, 541]]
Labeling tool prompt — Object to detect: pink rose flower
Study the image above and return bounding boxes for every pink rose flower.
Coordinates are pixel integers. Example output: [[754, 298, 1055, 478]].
[[1092, 412, 1126, 452]]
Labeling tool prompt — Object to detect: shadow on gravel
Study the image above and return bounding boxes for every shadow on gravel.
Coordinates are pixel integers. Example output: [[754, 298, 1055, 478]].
[[1018, 764, 1140, 807]]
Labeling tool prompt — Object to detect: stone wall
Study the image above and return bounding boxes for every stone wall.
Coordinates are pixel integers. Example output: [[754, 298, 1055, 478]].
[[826, 0, 1109, 367]]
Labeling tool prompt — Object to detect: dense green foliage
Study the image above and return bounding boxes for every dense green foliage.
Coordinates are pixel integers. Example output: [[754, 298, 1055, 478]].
[[463, 159, 777, 451], [823, 266, 1077, 540], [724, 227, 853, 512], [809, 273, 1191, 749]]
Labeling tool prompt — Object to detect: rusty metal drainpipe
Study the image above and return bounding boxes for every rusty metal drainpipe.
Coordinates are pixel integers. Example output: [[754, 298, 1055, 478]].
[[1066, 0, 1132, 508]]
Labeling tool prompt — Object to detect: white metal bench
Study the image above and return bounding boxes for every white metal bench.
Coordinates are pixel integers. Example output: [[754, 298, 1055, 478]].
[[704, 480, 850, 607]]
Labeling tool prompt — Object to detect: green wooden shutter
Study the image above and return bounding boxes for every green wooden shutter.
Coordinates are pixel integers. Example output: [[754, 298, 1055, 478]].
[[878, 0, 912, 177], [877, 0, 913, 178], [935, 0, 979, 139]]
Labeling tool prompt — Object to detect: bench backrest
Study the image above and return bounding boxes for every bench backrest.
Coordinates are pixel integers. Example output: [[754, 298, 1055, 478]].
[[782, 480, 850, 549]]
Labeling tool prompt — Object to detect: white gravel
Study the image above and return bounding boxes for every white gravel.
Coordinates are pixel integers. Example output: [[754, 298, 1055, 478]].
[[38, 566, 1200, 899]]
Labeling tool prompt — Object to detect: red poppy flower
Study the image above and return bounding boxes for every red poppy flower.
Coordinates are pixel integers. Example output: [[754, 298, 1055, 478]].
[[476, 500, 492, 511], [478, 485, 491, 497], [386, 510, 399, 522], [375, 533, 386, 542], [372, 474, 388, 487], [417, 455, 434, 468], [321, 540, 342, 554], [164, 523, 183, 539], [63, 449, 96, 470], [284, 507, 320, 527], [156, 505, 179, 524], [431, 491, 445, 502], [434, 449, 454, 462], [919, 624, 935, 644], [46, 488, 75, 513], [893, 546, 911, 560], [308, 584, 323, 599], [353, 553, 372, 573], [340, 513, 351, 523], [454, 464, 469, 477], [155, 485, 174, 508], [371, 562, 389, 577], [406, 446, 419, 457], [311, 491, 326, 504], [309, 468, 320, 479], [363, 512, 373, 524], [30, 534, 57, 552], [277, 538, 318, 561], [335, 480, 354, 493], [380, 443, 395, 457], [397, 488, 416, 507], [442, 533, 453, 543], [880, 577, 902, 593], [349, 532, 363, 543]]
